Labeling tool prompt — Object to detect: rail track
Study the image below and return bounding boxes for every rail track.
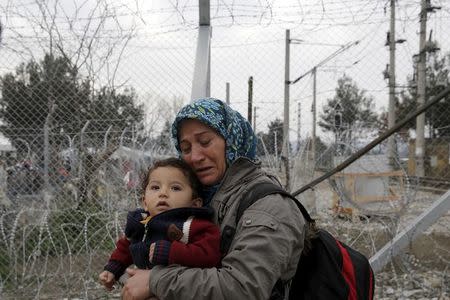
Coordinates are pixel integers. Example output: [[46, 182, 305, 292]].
[[408, 176, 450, 193]]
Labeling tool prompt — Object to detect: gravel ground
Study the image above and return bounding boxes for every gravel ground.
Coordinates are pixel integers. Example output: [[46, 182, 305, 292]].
[[312, 182, 450, 300], [1, 176, 449, 299]]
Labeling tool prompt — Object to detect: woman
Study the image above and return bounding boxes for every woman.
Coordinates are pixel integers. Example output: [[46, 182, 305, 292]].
[[122, 98, 306, 300]]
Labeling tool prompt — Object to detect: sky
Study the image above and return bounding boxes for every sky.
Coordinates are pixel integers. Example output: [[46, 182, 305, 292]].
[[0, 0, 449, 145]]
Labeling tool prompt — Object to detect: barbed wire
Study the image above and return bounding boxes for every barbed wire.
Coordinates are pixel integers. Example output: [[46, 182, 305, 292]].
[[0, 1, 450, 298]]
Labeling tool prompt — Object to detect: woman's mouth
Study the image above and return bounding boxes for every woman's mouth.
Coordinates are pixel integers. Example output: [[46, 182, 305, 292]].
[[196, 166, 212, 175]]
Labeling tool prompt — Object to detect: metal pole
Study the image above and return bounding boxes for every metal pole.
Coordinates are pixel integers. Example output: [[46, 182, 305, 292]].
[[297, 102, 301, 151], [68, 135, 76, 173], [15, 138, 31, 159], [248, 76, 253, 123], [311, 67, 317, 164], [274, 131, 278, 161], [80, 121, 90, 149], [253, 106, 257, 132], [43, 104, 55, 190], [104, 125, 113, 150], [226, 82, 230, 105], [44, 120, 49, 188], [387, 0, 397, 166], [119, 127, 128, 146], [283, 29, 291, 190], [79, 121, 90, 179], [132, 124, 136, 149], [191, 0, 211, 101], [416, 0, 427, 177], [370, 189, 450, 272]]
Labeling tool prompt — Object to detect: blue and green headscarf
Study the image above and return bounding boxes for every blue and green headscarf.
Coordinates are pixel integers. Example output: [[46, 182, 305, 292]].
[[171, 98, 257, 165]]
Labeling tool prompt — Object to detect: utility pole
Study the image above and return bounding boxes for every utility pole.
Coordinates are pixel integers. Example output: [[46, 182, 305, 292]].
[[416, 0, 427, 177], [387, 0, 397, 167], [253, 106, 257, 132], [415, 0, 441, 176], [297, 102, 301, 151], [226, 82, 230, 105], [248, 76, 253, 123], [311, 67, 317, 163], [274, 131, 278, 161], [283, 29, 291, 190], [0, 21, 3, 47]]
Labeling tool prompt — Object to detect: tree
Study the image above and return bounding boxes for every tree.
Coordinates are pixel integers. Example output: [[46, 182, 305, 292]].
[[0, 54, 145, 205], [87, 86, 145, 147], [0, 54, 144, 153], [1, 54, 88, 154], [397, 51, 450, 138], [0, 0, 145, 207], [155, 120, 172, 152], [307, 136, 330, 169], [319, 75, 378, 141], [257, 118, 284, 156], [2, 0, 136, 86]]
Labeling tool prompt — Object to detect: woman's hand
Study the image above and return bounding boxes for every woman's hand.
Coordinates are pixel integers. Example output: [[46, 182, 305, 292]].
[[121, 268, 154, 300]]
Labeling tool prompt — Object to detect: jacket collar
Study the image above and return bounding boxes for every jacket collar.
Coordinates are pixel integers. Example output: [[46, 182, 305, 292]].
[[219, 157, 261, 192], [211, 157, 263, 223]]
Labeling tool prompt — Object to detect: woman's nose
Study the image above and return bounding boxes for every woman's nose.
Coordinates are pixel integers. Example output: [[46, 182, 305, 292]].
[[190, 144, 205, 162]]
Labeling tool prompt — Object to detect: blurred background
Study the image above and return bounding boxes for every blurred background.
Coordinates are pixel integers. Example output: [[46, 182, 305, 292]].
[[0, 0, 449, 299]]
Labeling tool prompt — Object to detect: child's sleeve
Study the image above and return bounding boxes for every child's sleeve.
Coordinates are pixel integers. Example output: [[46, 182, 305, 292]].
[[104, 236, 133, 279], [151, 218, 221, 268]]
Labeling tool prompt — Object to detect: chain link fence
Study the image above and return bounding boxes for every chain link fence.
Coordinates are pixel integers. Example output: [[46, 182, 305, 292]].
[[0, 1, 449, 299]]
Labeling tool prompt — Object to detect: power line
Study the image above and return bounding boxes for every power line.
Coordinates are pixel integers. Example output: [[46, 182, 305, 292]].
[[290, 40, 360, 85]]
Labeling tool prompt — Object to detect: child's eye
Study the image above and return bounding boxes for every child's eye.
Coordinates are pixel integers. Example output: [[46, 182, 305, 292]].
[[149, 185, 159, 191], [171, 185, 182, 191]]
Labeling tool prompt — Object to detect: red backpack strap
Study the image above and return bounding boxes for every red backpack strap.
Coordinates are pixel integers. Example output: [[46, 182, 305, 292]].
[[335, 240, 357, 300]]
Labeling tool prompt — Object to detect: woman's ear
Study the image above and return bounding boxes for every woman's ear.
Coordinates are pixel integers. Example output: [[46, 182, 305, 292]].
[[192, 197, 203, 208]]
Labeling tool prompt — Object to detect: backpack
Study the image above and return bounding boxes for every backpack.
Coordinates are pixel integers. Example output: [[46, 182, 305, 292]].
[[220, 182, 375, 300]]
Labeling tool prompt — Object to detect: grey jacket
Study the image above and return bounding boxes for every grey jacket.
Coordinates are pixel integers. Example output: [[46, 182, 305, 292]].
[[150, 158, 305, 300]]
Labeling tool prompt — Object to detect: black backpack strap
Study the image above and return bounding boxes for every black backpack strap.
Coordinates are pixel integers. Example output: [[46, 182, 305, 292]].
[[220, 181, 314, 255], [235, 182, 314, 225]]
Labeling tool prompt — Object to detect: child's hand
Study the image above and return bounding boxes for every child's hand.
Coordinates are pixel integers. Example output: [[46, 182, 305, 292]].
[[149, 243, 155, 263], [99, 270, 116, 291]]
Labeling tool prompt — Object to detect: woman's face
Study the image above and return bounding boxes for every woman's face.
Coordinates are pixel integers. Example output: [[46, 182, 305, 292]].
[[178, 119, 227, 186]]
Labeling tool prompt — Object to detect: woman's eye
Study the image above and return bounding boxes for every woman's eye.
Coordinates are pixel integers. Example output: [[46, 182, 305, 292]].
[[199, 139, 211, 146], [180, 146, 191, 154]]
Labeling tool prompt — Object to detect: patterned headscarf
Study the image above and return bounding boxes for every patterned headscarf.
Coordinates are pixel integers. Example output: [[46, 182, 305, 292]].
[[171, 98, 257, 165]]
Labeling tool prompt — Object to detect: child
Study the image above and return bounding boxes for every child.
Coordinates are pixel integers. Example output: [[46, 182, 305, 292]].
[[99, 157, 221, 290]]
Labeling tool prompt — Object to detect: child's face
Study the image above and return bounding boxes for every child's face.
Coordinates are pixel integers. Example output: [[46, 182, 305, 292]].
[[143, 166, 202, 216]]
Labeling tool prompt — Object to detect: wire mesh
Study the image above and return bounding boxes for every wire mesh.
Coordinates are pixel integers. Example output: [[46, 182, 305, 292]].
[[0, 0, 449, 299]]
